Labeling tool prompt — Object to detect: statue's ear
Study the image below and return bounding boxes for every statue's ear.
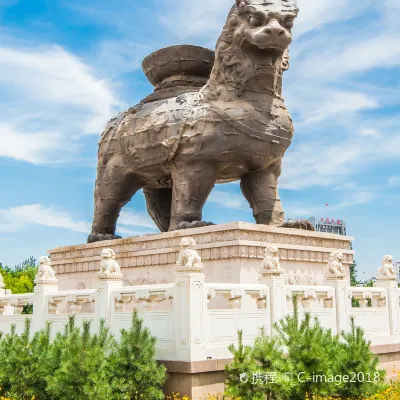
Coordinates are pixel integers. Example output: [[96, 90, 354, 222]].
[[281, 48, 290, 72], [236, 0, 248, 12]]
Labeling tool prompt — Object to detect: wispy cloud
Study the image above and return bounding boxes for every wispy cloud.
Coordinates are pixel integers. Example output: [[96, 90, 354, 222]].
[[285, 191, 377, 219], [0, 44, 120, 164], [208, 190, 247, 210], [118, 210, 157, 230], [0, 205, 90, 233]]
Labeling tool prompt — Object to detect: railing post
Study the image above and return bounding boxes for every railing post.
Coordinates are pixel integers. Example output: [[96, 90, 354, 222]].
[[324, 251, 348, 334], [375, 255, 400, 335], [32, 256, 59, 332], [173, 237, 207, 361], [258, 245, 285, 331], [96, 249, 124, 327]]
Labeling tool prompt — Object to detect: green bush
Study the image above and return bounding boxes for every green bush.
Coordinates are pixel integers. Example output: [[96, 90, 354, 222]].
[[0, 312, 166, 399], [225, 297, 386, 400]]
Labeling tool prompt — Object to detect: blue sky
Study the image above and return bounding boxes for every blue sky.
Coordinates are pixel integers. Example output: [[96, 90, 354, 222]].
[[0, 0, 399, 279]]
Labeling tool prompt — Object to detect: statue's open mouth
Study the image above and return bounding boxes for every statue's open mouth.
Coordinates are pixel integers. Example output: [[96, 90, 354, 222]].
[[241, 39, 285, 58], [240, 39, 285, 68]]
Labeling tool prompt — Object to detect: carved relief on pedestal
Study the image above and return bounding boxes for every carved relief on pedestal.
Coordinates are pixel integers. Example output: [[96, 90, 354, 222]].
[[49, 224, 353, 267], [324, 251, 347, 280], [97, 249, 123, 281], [287, 273, 316, 286], [35, 256, 58, 285], [377, 255, 397, 281]]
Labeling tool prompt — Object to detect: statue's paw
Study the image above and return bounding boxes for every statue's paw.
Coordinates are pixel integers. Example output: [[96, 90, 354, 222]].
[[175, 221, 215, 230], [87, 234, 122, 243]]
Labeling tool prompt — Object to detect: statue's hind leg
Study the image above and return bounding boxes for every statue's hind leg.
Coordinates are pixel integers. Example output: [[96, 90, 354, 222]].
[[240, 161, 284, 226], [88, 154, 142, 243], [169, 162, 216, 231], [143, 188, 172, 232]]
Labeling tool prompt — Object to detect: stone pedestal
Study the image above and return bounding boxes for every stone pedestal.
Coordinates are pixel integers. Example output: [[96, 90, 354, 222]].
[[49, 222, 354, 291], [32, 280, 59, 332], [375, 279, 400, 335]]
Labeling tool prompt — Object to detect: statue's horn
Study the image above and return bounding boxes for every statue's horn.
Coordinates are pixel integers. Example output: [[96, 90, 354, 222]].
[[236, 0, 248, 8]]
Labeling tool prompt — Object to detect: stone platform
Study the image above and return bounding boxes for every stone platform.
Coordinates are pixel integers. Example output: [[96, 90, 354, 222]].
[[49, 222, 354, 291]]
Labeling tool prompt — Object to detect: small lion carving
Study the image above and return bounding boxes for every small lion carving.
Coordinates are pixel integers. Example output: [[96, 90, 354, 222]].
[[325, 252, 346, 278], [262, 245, 281, 271], [176, 237, 203, 268], [378, 255, 397, 280], [99, 249, 121, 275], [35, 256, 57, 283], [259, 245, 284, 276]]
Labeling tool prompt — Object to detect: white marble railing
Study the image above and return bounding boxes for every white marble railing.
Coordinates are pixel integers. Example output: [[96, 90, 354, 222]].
[[0, 242, 398, 362]]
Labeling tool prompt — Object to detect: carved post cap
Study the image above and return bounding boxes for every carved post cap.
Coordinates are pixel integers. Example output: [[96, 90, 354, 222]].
[[175, 237, 205, 273], [377, 255, 397, 281], [324, 251, 347, 281], [34, 256, 58, 285], [97, 248, 123, 280]]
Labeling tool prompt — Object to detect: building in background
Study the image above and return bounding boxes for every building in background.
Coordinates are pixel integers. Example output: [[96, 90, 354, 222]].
[[308, 217, 347, 236]]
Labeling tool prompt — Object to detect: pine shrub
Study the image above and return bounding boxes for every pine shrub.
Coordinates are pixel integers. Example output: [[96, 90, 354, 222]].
[[0, 319, 52, 400], [46, 317, 115, 399], [225, 297, 386, 399], [0, 312, 166, 399], [109, 310, 166, 400]]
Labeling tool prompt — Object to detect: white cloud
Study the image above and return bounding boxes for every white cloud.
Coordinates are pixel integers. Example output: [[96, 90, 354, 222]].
[[118, 210, 157, 230], [0, 205, 90, 233], [388, 176, 400, 187], [0, 44, 120, 164], [160, 0, 232, 43], [208, 190, 247, 210], [294, 0, 376, 38], [0, 123, 67, 164], [285, 190, 377, 219], [359, 127, 380, 137]]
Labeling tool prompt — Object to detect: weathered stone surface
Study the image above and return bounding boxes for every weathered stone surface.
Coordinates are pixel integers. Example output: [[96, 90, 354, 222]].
[[88, 0, 300, 243]]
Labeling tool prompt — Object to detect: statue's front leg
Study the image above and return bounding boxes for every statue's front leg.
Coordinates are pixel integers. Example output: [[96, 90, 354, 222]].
[[240, 161, 284, 226], [169, 161, 217, 231]]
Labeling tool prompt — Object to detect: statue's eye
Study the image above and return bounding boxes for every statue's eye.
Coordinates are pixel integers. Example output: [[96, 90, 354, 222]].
[[249, 16, 262, 27], [284, 19, 294, 29]]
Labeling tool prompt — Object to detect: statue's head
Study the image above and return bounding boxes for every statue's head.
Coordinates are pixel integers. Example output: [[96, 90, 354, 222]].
[[180, 237, 196, 249], [211, 0, 298, 94], [265, 245, 279, 257], [39, 256, 51, 266], [101, 248, 116, 260], [383, 255, 393, 265], [330, 252, 343, 263], [235, 0, 298, 57]]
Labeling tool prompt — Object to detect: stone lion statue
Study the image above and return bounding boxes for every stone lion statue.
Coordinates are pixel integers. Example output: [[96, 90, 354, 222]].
[[262, 245, 281, 271], [325, 252, 346, 278], [35, 256, 56, 283], [88, 0, 299, 243], [176, 237, 203, 268], [99, 248, 122, 275], [378, 255, 397, 280]]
